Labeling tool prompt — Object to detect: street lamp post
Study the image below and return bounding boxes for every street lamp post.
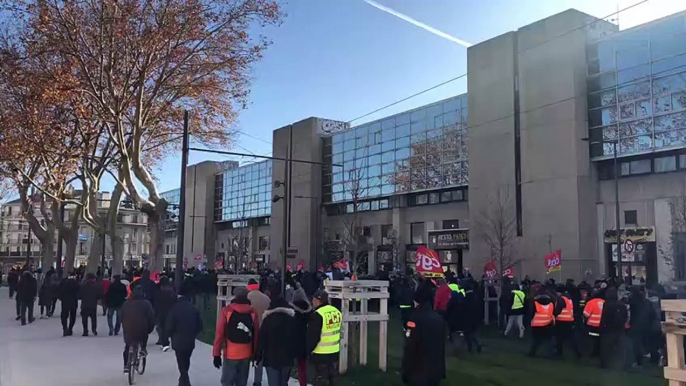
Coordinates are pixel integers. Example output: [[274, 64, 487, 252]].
[[583, 137, 622, 281], [273, 177, 288, 294]]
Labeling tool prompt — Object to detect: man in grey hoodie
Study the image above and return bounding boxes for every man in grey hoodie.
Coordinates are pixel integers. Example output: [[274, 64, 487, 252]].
[[247, 278, 270, 386]]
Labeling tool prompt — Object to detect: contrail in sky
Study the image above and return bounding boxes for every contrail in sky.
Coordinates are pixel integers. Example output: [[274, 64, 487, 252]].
[[362, 0, 472, 48]]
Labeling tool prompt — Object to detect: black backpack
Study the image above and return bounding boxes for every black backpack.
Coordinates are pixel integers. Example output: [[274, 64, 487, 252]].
[[226, 310, 255, 344]]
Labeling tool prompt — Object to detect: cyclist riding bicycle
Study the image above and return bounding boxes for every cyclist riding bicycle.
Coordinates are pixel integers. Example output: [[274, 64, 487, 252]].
[[121, 286, 156, 373]]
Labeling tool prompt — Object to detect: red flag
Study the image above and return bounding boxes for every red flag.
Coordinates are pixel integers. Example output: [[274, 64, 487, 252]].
[[503, 266, 515, 278], [483, 260, 498, 279], [194, 253, 202, 261], [286, 264, 292, 272], [151, 270, 161, 283], [297, 260, 306, 271], [545, 250, 562, 274], [333, 259, 348, 270], [182, 258, 188, 270], [214, 260, 224, 269], [415, 246, 444, 278]]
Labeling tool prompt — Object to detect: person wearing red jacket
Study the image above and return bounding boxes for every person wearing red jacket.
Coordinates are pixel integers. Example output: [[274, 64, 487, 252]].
[[433, 279, 451, 317], [213, 286, 259, 386]]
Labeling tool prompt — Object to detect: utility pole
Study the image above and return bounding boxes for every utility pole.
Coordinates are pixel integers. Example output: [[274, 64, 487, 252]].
[[613, 140, 623, 283], [175, 111, 190, 292], [25, 187, 34, 268]]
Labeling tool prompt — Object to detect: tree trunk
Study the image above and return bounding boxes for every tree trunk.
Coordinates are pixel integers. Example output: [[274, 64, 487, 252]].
[[41, 237, 55, 270], [143, 201, 167, 271], [86, 235, 103, 274], [111, 235, 124, 276], [64, 235, 78, 273]]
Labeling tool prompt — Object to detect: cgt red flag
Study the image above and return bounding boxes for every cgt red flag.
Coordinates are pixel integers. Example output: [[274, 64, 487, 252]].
[[483, 260, 498, 279], [333, 259, 348, 270], [297, 260, 306, 271], [415, 246, 444, 278], [503, 266, 515, 278]]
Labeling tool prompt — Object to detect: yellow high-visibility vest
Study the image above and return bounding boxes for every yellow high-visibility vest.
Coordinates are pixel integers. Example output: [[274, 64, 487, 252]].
[[313, 305, 342, 355], [511, 290, 525, 310], [449, 283, 465, 296]]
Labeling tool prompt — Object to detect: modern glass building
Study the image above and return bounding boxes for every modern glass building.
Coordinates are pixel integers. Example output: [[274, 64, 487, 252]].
[[587, 12, 686, 160], [322, 94, 469, 211], [160, 188, 181, 232], [214, 160, 273, 223]]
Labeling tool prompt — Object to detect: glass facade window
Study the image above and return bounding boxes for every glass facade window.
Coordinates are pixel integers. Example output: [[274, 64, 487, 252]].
[[214, 160, 272, 222], [323, 94, 468, 203], [411, 222, 425, 245], [160, 189, 181, 231], [588, 13, 686, 159]]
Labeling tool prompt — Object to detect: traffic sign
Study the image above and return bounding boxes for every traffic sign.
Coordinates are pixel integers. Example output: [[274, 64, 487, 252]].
[[623, 239, 634, 253]]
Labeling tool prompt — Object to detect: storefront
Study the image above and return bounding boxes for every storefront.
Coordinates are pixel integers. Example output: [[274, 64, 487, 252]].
[[604, 227, 657, 286], [428, 228, 468, 274]]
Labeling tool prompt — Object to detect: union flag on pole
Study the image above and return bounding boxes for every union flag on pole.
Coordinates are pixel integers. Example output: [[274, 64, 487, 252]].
[[415, 246, 444, 278]]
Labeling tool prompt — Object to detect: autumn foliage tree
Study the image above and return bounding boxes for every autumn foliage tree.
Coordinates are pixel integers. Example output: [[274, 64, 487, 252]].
[[3, 0, 283, 270]]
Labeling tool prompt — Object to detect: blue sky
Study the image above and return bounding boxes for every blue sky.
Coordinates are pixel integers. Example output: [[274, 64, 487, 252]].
[[110, 0, 686, 193]]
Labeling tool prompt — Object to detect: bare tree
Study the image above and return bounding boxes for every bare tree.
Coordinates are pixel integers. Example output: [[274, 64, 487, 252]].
[[660, 180, 686, 280], [339, 167, 369, 276], [475, 187, 518, 278]]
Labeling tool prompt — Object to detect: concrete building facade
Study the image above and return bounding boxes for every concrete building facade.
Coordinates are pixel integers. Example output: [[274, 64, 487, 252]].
[[136, 9, 686, 285]]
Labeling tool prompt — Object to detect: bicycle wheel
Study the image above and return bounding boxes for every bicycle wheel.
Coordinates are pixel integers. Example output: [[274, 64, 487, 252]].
[[136, 351, 146, 375], [127, 346, 136, 385]]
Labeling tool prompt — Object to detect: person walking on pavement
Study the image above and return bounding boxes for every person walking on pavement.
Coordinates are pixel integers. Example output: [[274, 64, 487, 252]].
[[553, 286, 580, 358], [38, 268, 56, 318], [166, 282, 204, 386], [121, 286, 156, 373], [398, 277, 415, 334], [247, 278, 271, 386], [504, 282, 526, 338], [155, 277, 177, 351], [17, 270, 37, 325], [14, 268, 24, 321], [307, 290, 342, 386], [213, 286, 259, 386], [106, 275, 128, 336], [528, 287, 555, 357], [80, 272, 104, 336], [8, 267, 19, 299], [255, 284, 296, 386], [58, 273, 80, 336], [290, 285, 313, 386], [401, 279, 446, 386]]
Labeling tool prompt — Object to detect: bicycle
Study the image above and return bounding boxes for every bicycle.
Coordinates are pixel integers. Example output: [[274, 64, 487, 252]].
[[126, 342, 147, 385]]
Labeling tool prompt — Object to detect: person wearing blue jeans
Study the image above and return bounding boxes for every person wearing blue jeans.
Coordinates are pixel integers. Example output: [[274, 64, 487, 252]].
[[107, 306, 122, 335], [265, 366, 291, 386], [220, 359, 251, 386]]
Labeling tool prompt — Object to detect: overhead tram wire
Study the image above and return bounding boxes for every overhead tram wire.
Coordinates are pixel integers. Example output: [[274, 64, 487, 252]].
[[345, 0, 651, 126]]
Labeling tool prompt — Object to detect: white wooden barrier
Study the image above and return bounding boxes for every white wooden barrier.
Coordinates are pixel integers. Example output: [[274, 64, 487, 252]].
[[216, 274, 260, 321], [663, 299, 686, 386], [324, 280, 389, 374]]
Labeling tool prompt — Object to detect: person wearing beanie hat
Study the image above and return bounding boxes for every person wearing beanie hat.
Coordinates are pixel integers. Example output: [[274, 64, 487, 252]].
[[246, 279, 270, 386], [165, 281, 203, 386], [401, 279, 446, 385], [213, 286, 259, 386], [290, 285, 313, 386]]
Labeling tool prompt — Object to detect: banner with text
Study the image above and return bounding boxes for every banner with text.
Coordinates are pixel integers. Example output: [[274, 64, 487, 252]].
[[545, 250, 562, 274], [415, 246, 444, 278], [483, 259, 498, 279]]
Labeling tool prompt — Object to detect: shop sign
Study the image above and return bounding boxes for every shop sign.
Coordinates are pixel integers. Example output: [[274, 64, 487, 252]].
[[428, 228, 469, 250], [603, 227, 655, 243]]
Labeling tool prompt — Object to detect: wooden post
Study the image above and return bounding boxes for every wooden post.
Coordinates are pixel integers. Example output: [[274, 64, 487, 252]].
[[379, 284, 388, 372], [216, 275, 260, 324], [662, 299, 686, 386], [360, 289, 368, 366], [340, 297, 350, 374]]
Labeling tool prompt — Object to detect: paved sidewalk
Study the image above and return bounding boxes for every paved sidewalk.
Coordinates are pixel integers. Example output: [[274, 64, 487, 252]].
[[0, 287, 301, 386]]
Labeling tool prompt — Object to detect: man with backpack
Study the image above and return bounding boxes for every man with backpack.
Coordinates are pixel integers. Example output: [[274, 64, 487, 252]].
[[213, 286, 259, 386]]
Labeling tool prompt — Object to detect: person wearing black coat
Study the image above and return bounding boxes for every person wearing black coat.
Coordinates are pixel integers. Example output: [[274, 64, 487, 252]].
[[155, 278, 177, 349], [8, 268, 19, 299], [166, 284, 203, 386], [402, 280, 446, 386], [17, 271, 37, 325], [256, 292, 296, 386], [106, 275, 128, 336], [80, 273, 104, 336], [290, 287, 313, 386], [600, 287, 628, 369], [129, 269, 158, 307], [121, 286, 156, 371], [628, 286, 655, 367], [58, 274, 80, 335]]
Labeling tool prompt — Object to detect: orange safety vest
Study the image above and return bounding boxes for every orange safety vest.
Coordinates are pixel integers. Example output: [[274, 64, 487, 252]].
[[531, 301, 554, 327], [127, 277, 141, 298], [556, 296, 574, 323], [583, 298, 604, 328]]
